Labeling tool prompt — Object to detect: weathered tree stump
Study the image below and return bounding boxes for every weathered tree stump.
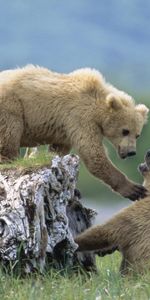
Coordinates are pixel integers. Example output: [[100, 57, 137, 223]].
[[0, 155, 97, 274]]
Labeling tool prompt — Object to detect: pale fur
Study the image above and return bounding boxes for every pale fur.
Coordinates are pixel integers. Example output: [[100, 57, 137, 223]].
[[0, 65, 149, 200]]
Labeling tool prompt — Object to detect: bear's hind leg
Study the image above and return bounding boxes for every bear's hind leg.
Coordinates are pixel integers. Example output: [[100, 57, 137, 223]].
[[120, 257, 132, 275], [0, 112, 23, 163], [48, 144, 71, 156], [120, 256, 142, 276]]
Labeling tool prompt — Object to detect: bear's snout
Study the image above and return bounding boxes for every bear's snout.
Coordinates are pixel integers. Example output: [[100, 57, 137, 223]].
[[118, 144, 137, 159], [127, 151, 136, 157], [138, 163, 149, 174]]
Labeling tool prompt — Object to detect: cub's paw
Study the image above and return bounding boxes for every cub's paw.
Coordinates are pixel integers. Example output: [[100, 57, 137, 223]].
[[122, 183, 147, 201]]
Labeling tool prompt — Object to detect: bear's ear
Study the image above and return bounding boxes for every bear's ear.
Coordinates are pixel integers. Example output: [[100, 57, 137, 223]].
[[106, 94, 122, 110], [135, 104, 149, 124]]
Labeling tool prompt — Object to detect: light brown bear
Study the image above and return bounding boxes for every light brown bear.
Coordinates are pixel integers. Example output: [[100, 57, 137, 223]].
[[0, 65, 149, 200], [75, 150, 150, 275]]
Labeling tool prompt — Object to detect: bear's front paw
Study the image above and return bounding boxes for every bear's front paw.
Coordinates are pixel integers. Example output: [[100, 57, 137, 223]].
[[121, 182, 147, 201]]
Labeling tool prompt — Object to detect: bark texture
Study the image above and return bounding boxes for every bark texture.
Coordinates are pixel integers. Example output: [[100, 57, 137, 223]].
[[0, 154, 97, 273]]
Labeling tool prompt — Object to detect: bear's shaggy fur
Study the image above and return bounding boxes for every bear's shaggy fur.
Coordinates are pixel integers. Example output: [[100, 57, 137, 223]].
[[0, 65, 149, 200], [75, 150, 150, 275]]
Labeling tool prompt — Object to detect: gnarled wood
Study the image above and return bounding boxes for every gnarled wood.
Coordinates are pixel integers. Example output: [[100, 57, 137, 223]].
[[0, 155, 97, 273]]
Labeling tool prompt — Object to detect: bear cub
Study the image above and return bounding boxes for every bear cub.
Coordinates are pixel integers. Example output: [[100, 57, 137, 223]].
[[0, 65, 149, 200], [75, 150, 150, 275]]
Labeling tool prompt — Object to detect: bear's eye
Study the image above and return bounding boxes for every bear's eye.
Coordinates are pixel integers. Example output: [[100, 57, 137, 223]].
[[136, 134, 140, 139], [122, 129, 130, 136]]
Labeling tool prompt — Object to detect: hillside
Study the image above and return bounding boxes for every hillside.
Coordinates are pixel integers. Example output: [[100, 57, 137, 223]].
[[0, 0, 150, 94]]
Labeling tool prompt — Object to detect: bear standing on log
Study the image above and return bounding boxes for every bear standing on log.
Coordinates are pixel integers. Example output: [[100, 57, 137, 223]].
[[0, 65, 149, 200]]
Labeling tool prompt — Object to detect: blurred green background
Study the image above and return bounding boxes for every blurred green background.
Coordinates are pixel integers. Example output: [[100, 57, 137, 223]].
[[0, 0, 150, 220]]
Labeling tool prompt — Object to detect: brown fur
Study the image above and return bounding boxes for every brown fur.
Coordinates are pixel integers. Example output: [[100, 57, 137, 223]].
[[0, 65, 149, 200], [75, 150, 150, 275]]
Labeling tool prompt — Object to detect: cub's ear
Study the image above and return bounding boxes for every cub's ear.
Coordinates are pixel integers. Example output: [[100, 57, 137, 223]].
[[145, 149, 150, 169], [106, 94, 122, 110], [135, 104, 149, 124]]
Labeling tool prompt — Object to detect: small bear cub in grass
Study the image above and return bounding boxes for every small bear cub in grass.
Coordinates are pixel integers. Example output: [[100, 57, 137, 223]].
[[75, 150, 150, 275]]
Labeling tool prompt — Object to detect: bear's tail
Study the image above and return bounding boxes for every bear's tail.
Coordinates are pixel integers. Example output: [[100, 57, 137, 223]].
[[75, 222, 117, 252]]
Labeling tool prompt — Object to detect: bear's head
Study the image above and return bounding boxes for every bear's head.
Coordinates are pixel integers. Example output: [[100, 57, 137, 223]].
[[138, 150, 150, 191], [103, 93, 149, 159]]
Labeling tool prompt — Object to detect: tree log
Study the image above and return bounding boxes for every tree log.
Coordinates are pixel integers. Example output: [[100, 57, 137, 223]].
[[0, 155, 97, 274]]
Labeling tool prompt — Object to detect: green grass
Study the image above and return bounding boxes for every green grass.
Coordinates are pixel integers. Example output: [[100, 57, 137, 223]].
[[0, 150, 55, 171], [1, 148, 150, 299], [1, 254, 150, 300]]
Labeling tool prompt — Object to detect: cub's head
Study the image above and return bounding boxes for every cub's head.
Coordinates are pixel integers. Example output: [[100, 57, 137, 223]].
[[138, 150, 150, 191], [103, 93, 149, 159]]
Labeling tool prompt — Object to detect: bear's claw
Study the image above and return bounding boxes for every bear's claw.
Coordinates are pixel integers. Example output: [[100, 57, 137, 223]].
[[126, 184, 147, 201]]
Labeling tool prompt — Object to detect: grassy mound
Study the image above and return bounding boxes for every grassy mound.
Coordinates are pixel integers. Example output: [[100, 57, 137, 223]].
[[0, 150, 55, 172]]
